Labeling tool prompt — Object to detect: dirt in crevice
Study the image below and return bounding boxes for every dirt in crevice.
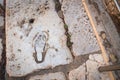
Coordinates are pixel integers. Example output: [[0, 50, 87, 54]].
[[0, 1, 6, 80], [54, 0, 74, 59], [85, 63, 88, 80], [0, 40, 6, 80]]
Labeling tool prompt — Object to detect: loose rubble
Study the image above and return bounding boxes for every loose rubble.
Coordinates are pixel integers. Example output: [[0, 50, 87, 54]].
[[69, 54, 111, 80]]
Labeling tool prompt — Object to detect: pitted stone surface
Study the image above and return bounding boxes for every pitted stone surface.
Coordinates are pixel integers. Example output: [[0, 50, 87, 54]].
[[69, 54, 110, 80], [6, 0, 73, 77], [29, 72, 66, 80], [61, 0, 100, 56]]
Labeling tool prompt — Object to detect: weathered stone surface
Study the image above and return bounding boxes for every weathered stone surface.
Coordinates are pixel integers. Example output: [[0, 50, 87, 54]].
[[69, 54, 111, 80], [61, 0, 100, 56], [29, 72, 66, 80], [6, 0, 73, 77]]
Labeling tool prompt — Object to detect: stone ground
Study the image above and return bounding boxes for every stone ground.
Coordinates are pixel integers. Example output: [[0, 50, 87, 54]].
[[0, 0, 119, 80]]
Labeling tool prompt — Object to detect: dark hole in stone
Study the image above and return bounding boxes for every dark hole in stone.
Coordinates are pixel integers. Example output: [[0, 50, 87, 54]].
[[20, 36, 23, 39], [18, 49, 21, 52], [67, 71, 69, 74], [13, 33, 16, 36], [36, 8, 39, 11], [29, 18, 35, 24], [55, 49, 58, 52]]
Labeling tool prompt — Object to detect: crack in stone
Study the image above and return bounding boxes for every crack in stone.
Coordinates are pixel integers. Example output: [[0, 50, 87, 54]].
[[0, 2, 5, 80], [0, 4, 4, 16], [26, 24, 33, 37], [54, 0, 75, 59], [85, 62, 88, 80]]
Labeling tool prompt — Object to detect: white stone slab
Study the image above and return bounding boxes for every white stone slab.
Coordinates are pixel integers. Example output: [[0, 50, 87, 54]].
[[61, 0, 100, 56], [6, 0, 73, 77], [69, 54, 111, 80], [29, 72, 66, 80]]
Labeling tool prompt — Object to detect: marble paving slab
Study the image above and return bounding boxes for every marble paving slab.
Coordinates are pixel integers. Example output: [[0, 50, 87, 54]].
[[61, 0, 100, 56], [6, 0, 73, 77]]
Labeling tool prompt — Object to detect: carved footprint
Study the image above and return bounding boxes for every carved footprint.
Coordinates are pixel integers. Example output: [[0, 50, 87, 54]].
[[33, 31, 49, 63]]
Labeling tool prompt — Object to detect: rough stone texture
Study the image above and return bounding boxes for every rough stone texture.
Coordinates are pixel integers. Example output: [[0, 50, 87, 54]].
[[61, 0, 100, 56], [29, 72, 66, 80], [69, 54, 111, 80], [6, 0, 73, 77]]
